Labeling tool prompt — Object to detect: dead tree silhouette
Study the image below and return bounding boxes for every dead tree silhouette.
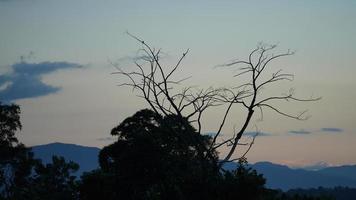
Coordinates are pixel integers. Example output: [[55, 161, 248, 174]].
[[112, 33, 320, 167]]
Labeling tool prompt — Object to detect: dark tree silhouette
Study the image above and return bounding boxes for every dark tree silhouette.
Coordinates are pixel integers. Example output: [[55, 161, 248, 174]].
[[0, 102, 79, 200], [0, 102, 21, 146], [15, 156, 79, 200], [80, 109, 330, 200], [0, 100, 18, 160], [113, 34, 320, 165], [0, 102, 36, 198], [81, 109, 219, 200]]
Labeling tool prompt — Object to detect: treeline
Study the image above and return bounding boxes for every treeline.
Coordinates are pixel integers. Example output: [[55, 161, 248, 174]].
[[286, 187, 356, 200], [0, 102, 336, 200]]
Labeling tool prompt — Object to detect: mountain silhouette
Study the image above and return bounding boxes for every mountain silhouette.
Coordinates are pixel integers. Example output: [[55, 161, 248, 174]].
[[224, 161, 356, 190], [31, 142, 100, 176], [32, 143, 356, 190], [252, 162, 356, 190]]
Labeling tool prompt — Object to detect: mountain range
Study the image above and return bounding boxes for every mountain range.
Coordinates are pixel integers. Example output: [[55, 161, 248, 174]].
[[31, 143, 356, 190], [31, 142, 100, 176]]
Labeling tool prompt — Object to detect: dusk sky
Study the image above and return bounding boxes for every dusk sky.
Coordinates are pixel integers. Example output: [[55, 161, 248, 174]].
[[1, 0, 356, 168]]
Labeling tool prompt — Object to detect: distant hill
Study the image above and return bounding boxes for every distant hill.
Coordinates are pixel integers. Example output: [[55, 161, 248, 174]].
[[252, 162, 356, 190], [31, 142, 100, 177], [224, 161, 356, 190], [31, 143, 356, 190], [317, 165, 356, 181]]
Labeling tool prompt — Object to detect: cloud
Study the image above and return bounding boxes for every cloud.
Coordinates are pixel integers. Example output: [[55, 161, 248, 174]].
[[0, 61, 81, 101], [244, 131, 271, 137], [320, 128, 343, 133], [288, 128, 344, 135], [300, 161, 331, 171], [289, 130, 311, 135], [97, 137, 116, 141]]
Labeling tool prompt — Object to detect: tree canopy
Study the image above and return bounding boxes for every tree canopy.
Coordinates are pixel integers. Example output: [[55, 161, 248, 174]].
[[0, 102, 79, 200], [82, 109, 219, 199], [0, 102, 21, 147]]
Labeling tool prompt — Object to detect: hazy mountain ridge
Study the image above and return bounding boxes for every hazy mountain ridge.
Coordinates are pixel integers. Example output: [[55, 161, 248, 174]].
[[31, 143, 356, 190], [317, 165, 356, 181], [31, 142, 100, 176], [251, 162, 356, 190]]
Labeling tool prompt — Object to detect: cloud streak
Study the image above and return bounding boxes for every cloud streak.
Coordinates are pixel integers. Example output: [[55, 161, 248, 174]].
[[288, 127, 344, 135], [244, 131, 271, 137], [97, 137, 116, 141], [320, 128, 343, 133], [289, 130, 311, 135], [0, 61, 81, 101]]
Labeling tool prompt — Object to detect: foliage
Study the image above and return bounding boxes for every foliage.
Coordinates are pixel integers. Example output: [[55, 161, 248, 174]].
[[215, 163, 267, 200], [0, 102, 79, 200], [80, 109, 337, 200], [287, 187, 356, 200], [12, 156, 79, 200], [263, 190, 335, 200], [0, 102, 35, 198], [81, 109, 219, 199], [0, 102, 21, 147], [0, 145, 38, 199]]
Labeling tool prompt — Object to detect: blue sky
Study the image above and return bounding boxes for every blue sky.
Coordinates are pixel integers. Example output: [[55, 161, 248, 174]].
[[1, 0, 356, 167]]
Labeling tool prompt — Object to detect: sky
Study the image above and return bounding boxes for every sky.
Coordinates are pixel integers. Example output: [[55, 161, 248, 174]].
[[1, 0, 356, 168]]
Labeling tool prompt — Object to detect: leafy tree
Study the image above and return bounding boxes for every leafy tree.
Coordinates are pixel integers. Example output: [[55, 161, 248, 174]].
[[81, 109, 219, 200], [0, 102, 36, 198], [79, 170, 116, 200], [0, 102, 79, 200], [13, 156, 79, 200], [81, 109, 333, 200], [0, 102, 21, 147], [216, 161, 267, 200]]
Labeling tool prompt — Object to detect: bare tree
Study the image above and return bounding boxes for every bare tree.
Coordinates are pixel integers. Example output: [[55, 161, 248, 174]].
[[214, 44, 321, 164], [113, 33, 320, 167]]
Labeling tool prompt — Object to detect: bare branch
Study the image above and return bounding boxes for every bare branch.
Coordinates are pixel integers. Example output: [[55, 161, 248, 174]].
[[114, 35, 320, 168], [257, 103, 310, 120], [217, 43, 319, 164]]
